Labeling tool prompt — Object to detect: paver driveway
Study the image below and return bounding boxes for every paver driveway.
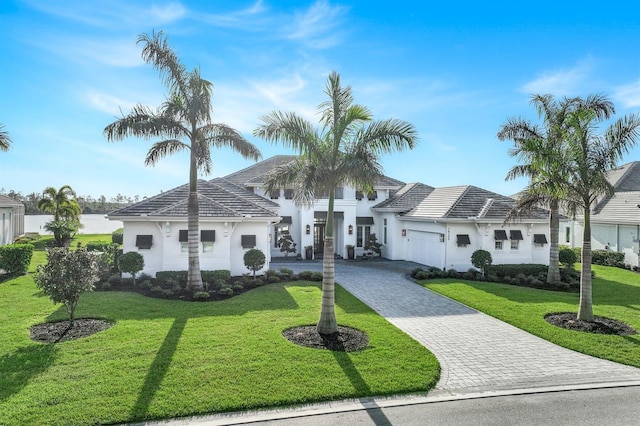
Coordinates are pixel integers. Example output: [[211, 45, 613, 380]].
[[278, 260, 640, 393]]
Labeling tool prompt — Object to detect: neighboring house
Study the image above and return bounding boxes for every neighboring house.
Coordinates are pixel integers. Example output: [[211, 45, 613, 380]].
[[107, 179, 280, 277], [110, 156, 558, 276], [377, 185, 555, 271], [568, 161, 640, 267], [0, 194, 24, 246]]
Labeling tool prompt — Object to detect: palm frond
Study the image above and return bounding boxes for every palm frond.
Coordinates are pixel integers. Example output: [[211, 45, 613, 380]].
[[137, 31, 187, 97], [356, 118, 418, 153], [319, 71, 354, 132], [0, 124, 12, 151], [254, 111, 319, 154], [200, 123, 261, 161], [103, 105, 187, 141], [144, 140, 189, 166]]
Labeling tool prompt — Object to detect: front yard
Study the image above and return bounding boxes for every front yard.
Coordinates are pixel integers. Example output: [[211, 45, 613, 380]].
[[0, 236, 439, 426], [419, 264, 640, 367]]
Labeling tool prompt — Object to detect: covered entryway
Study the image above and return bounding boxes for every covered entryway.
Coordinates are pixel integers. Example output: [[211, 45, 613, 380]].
[[313, 211, 344, 257], [408, 230, 444, 268]]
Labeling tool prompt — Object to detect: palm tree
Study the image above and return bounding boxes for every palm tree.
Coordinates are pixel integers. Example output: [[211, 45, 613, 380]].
[[38, 185, 82, 247], [104, 31, 261, 290], [497, 94, 614, 286], [562, 106, 640, 321], [0, 124, 12, 151], [254, 71, 418, 334]]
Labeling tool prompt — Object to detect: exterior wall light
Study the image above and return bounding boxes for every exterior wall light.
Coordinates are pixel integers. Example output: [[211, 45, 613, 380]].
[[402, 229, 406, 237], [348, 224, 353, 234], [306, 224, 311, 234]]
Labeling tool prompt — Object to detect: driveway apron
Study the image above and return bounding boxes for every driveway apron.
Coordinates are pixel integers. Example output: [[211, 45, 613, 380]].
[[278, 260, 640, 393]]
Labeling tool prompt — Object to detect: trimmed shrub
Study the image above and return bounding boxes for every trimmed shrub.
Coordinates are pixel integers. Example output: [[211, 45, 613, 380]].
[[117, 251, 145, 285], [490, 264, 548, 278], [193, 291, 210, 301], [156, 271, 188, 285], [591, 250, 625, 268], [112, 228, 123, 245], [244, 249, 266, 278], [201, 270, 231, 282], [471, 250, 492, 276], [559, 247, 578, 268], [219, 286, 234, 297], [446, 269, 460, 278], [0, 243, 34, 276]]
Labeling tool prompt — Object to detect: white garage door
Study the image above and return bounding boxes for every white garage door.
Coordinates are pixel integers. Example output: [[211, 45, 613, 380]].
[[408, 230, 443, 267]]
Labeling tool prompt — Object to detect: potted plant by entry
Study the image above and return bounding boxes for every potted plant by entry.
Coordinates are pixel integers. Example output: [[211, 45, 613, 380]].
[[305, 245, 313, 260], [346, 244, 355, 260]]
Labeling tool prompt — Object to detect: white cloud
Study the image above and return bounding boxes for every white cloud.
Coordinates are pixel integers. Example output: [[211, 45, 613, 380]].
[[148, 2, 187, 24], [285, 0, 349, 48], [85, 91, 137, 116], [196, 1, 268, 30], [614, 79, 640, 108], [521, 61, 592, 96]]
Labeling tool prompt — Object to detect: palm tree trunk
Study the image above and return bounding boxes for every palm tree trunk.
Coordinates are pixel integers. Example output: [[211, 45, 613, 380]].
[[547, 200, 561, 285], [317, 192, 338, 334], [577, 207, 594, 321], [187, 148, 203, 290]]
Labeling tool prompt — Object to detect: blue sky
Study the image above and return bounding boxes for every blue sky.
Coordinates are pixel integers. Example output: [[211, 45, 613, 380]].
[[2, 0, 640, 200]]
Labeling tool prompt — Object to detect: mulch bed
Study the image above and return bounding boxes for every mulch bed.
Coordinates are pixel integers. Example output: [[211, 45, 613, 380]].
[[30, 319, 114, 343], [282, 325, 369, 352], [545, 312, 637, 336]]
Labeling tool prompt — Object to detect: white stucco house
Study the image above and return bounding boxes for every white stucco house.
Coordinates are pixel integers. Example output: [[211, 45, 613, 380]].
[[566, 161, 640, 268], [109, 155, 557, 277], [0, 194, 25, 246]]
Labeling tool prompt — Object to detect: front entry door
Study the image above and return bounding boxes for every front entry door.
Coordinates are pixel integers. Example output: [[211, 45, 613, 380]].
[[314, 223, 325, 256]]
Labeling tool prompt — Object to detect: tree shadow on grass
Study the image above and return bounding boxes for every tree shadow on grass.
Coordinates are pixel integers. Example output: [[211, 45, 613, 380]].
[[0, 344, 57, 401], [331, 350, 393, 426], [129, 315, 187, 421]]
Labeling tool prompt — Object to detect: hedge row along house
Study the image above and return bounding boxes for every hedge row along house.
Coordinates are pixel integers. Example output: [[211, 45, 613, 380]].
[[108, 155, 560, 276]]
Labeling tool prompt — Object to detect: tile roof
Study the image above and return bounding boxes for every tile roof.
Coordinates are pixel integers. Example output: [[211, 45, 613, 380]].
[[404, 185, 549, 220], [372, 182, 435, 211], [108, 179, 279, 219], [0, 194, 23, 207], [222, 155, 405, 188], [587, 162, 640, 224]]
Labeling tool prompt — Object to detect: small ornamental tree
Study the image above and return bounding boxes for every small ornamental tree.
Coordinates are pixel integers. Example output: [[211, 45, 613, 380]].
[[34, 248, 100, 324], [365, 233, 382, 257], [471, 249, 493, 277], [559, 246, 578, 269], [244, 248, 266, 279], [117, 251, 145, 285], [278, 231, 297, 257]]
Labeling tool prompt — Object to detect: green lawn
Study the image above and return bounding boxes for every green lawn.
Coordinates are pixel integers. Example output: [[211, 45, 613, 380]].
[[0, 236, 439, 426], [420, 264, 640, 367]]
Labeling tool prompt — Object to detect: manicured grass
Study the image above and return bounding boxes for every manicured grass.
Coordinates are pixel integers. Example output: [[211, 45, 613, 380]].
[[0, 241, 439, 425], [419, 264, 640, 367]]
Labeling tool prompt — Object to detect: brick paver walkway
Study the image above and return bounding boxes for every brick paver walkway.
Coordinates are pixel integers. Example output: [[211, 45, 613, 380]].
[[277, 260, 640, 393]]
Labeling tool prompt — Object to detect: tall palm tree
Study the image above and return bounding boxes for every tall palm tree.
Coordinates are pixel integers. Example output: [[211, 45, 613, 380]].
[[497, 94, 614, 286], [38, 185, 82, 247], [0, 124, 12, 151], [562, 106, 640, 321], [254, 71, 418, 334], [104, 31, 261, 290]]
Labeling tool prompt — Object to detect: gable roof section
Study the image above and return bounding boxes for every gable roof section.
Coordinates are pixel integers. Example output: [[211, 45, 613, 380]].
[[587, 162, 640, 224], [108, 180, 279, 219], [223, 155, 405, 188], [0, 194, 23, 207], [372, 182, 435, 211], [404, 185, 549, 221]]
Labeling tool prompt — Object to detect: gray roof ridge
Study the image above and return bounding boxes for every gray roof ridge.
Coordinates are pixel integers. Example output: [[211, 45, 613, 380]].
[[108, 183, 189, 216], [441, 185, 471, 217], [205, 179, 278, 215], [222, 155, 296, 181], [613, 161, 640, 190], [477, 198, 495, 218]]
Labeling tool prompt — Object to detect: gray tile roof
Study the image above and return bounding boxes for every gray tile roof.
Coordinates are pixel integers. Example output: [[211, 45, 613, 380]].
[[0, 194, 23, 207], [404, 185, 549, 221], [587, 162, 640, 224], [223, 155, 405, 188], [108, 179, 279, 219], [372, 182, 435, 211]]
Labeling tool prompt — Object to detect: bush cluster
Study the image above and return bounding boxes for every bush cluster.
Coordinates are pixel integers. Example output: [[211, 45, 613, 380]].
[[111, 228, 123, 245], [410, 263, 585, 292], [591, 250, 625, 268], [0, 243, 34, 276], [95, 267, 321, 301]]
